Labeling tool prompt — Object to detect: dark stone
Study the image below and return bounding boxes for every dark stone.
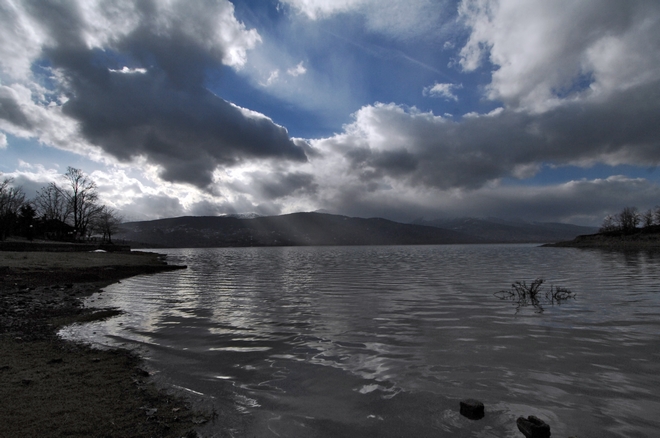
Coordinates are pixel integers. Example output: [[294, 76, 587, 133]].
[[460, 399, 485, 420], [517, 415, 551, 438], [135, 368, 150, 377]]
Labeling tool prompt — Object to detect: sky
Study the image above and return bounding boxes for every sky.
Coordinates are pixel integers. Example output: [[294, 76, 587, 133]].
[[1, 0, 660, 226]]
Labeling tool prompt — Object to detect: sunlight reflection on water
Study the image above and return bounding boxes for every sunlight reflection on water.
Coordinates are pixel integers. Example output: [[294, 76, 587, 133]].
[[61, 244, 660, 437]]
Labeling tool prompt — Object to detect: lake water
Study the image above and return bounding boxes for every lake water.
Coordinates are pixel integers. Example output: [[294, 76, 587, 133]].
[[61, 244, 660, 437]]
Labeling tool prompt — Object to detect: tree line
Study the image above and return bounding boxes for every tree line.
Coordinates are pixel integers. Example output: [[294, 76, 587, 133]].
[[600, 206, 660, 233], [0, 167, 122, 242]]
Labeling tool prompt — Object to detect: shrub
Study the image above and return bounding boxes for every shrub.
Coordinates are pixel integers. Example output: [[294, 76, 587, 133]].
[[494, 278, 575, 313]]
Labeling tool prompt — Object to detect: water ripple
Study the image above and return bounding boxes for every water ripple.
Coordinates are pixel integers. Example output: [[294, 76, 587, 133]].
[[62, 245, 660, 437]]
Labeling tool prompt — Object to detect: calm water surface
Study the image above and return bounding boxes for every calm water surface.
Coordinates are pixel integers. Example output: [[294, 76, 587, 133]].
[[61, 244, 660, 437]]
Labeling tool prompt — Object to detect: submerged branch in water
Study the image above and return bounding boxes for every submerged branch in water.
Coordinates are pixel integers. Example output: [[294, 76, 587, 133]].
[[494, 278, 576, 313]]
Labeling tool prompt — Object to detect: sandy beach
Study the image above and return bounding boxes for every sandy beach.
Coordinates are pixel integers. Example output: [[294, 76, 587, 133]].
[[0, 249, 209, 438]]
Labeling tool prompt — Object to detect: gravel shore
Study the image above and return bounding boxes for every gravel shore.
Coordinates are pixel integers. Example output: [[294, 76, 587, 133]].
[[0, 250, 210, 437]]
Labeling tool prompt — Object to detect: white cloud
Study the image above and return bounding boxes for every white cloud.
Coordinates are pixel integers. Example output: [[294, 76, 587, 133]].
[[262, 69, 280, 87], [280, 0, 367, 20], [0, 0, 308, 191], [0, 132, 6, 149], [109, 67, 147, 74], [0, 83, 95, 156], [423, 82, 463, 100], [458, 0, 660, 111], [0, 0, 48, 81], [305, 83, 660, 212], [287, 62, 307, 77], [280, 0, 454, 39]]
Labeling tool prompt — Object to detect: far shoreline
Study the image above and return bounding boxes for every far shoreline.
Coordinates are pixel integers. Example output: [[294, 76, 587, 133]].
[[543, 228, 660, 250]]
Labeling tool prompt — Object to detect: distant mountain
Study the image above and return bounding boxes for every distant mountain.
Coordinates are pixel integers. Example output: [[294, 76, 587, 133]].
[[117, 212, 486, 248], [220, 212, 261, 219], [412, 217, 598, 243]]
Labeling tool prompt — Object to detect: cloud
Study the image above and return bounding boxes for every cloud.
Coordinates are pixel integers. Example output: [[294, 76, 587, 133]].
[[0, 0, 307, 190], [423, 82, 463, 100], [280, 0, 454, 39], [248, 170, 318, 200], [3, 0, 660, 227], [280, 0, 365, 19], [458, 0, 660, 111], [119, 194, 185, 222], [0, 86, 34, 129], [319, 72, 660, 190], [315, 173, 660, 225], [261, 69, 280, 87], [287, 62, 307, 77]]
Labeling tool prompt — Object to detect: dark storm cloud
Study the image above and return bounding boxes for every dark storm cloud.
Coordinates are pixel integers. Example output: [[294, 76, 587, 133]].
[[335, 78, 660, 191], [23, 0, 307, 188], [323, 176, 660, 225], [251, 171, 318, 200], [345, 147, 419, 182], [0, 87, 32, 129], [120, 193, 185, 221]]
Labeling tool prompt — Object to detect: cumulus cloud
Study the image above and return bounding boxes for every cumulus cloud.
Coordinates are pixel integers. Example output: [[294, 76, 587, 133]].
[[0, 0, 307, 190], [423, 82, 463, 100], [317, 78, 660, 190], [458, 0, 660, 111]]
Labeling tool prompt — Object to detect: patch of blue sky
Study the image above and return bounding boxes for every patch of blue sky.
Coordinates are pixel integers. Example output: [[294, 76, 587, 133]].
[[88, 47, 146, 72], [0, 134, 99, 175], [222, 4, 497, 139], [502, 163, 660, 187], [231, 0, 285, 33], [28, 58, 63, 107], [205, 67, 337, 139], [552, 71, 595, 99]]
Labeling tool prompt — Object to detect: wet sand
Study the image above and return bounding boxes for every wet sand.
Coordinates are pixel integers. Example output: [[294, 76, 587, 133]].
[[0, 250, 212, 437]]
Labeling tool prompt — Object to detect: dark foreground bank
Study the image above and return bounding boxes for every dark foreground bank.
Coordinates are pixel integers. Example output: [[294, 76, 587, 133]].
[[0, 250, 216, 437]]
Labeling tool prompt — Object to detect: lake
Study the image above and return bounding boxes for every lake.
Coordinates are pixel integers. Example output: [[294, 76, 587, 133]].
[[61, 244, 660, 437]]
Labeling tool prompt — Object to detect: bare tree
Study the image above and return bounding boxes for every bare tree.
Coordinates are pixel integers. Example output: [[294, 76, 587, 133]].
[[641, 209, 654, 228], [34, 183, 70, 222], [599, 214, 617, 232], [0, 177, 26, 240], [617, 206, 640, 231], [654, 206, 660, 226], [93, 206, 123, 243], [56, 167, 102, 239]]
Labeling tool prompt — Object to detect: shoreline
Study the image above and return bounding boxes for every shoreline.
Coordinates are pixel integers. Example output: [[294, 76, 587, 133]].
[[0, 250, 213, 437], [543, 231, 660, 250]]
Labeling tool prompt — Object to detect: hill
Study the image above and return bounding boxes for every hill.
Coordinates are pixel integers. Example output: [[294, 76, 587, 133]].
[[412, 217, 597, 243], [116, 212, 486, 248]]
